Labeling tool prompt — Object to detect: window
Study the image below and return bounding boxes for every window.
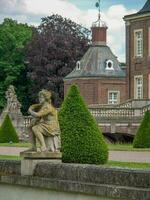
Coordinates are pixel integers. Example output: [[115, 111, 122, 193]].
[[108, 91, 120, 104], [76, 61, 81, 70], [134, 75, 143, 99], [106, 60, 114, 70], [134, 29, 143, 57]]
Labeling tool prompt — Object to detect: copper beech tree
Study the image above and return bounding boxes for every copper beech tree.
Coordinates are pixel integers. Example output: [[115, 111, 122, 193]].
[[26, 14, 90, 107]]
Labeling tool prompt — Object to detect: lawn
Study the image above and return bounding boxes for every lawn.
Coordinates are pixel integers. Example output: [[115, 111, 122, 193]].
[[108, 143, 150, 151], [0, 142, 150, 151], [0, 155, 21, 160], [0, 142, 31, 147], [106, 161, 150, 170], [0, 155, 149, 170]]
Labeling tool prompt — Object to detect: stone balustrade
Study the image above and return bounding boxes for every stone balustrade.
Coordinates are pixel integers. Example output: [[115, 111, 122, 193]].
[[22, 100, 150, 136], [89, 99, 150, 119], [24, 116, 32, 128], [89, 107, 141, 119]]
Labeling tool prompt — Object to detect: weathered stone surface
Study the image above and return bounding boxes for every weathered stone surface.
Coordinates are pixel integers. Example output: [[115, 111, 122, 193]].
[[20, 151, 62, 176], [0, 161, 150, 200], [0, 85, 25, 139], [21, 159, 61, 176], [20, 151, 62, 159], [0, 160, 20, 175], [34, 163, 150, 188], [1, 175, 150, 200]]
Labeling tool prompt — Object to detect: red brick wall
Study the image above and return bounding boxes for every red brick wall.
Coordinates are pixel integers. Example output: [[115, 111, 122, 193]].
[[98, 79, 126, 104], [126, 17, 150, 99], [91, 27, 107, 44], [64, 78, 126, 105]]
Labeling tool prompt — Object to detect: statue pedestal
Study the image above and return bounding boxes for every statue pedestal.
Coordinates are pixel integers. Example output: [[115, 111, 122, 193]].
[[20, 151, 62, 176]]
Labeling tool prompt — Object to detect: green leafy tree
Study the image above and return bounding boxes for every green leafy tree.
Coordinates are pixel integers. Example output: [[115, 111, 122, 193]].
[[0, 18, 33, 113], [59, 85, 108, 164], [0, 114, 19, 143], [133, 110, 150, 148]]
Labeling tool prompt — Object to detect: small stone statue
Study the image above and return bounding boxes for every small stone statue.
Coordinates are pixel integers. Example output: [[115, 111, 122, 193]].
[[28, 89, 61, 152], [5, 85, 21, 113]]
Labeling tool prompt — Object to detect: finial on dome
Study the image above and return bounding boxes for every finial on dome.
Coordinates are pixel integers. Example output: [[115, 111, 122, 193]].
[[93, 0, 106, 27], [95, 0, 101, 21]]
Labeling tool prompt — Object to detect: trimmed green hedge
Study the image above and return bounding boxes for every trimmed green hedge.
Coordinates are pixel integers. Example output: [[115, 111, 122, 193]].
[[133, 110, 150, 148], [0, 114, 19, 143], [59, 85, 108, 164]]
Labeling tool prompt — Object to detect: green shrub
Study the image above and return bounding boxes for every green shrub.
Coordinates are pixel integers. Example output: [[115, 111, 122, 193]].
[[0, 114, 19, 143], [133, 110, 150, 148], [59, 85, 108, 164]]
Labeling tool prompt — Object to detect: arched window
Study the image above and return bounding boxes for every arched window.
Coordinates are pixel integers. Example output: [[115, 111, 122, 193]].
[[76, 61, 81, 70], [105, 60, 114, 70]]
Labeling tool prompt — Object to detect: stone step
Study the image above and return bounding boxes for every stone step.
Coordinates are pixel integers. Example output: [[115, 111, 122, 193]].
[[34, 162, 150, 188], [1, 174, 150, 200]]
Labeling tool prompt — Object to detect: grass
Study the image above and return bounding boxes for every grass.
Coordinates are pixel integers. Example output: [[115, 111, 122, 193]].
[[106, 161, 150, 170], [0, 142, 150, 152], [0, 155, 21, 160], [108, 143, 150, 151], [0, 142, 31, 147], [0, 155, 149, 170]]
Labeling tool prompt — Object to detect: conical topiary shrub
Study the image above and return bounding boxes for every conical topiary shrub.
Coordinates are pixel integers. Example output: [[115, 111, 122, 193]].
[[133, 110, 150, 148], [59, 85, 108, 164], [0, 114, 19, 143]]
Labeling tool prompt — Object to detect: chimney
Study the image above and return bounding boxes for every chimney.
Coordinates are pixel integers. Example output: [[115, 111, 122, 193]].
[[91, 25, 108, 45]]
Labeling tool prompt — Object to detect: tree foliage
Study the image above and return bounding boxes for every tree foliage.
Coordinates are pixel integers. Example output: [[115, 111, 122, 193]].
[[0, 114, 19, 143], [0, 18, 33, 113], [59, 85, 108, 164], [26, 14, 90, 107], [133, 110, 150, 148]]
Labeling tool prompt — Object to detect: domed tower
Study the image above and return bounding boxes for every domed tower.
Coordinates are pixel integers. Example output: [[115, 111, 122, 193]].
[[64, 1, 126, 105]]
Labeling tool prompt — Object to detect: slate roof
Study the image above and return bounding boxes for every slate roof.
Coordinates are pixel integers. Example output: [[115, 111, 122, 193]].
[[138, 0, 150, 14], [124, 0, 150, 20], [64, 44, 125, 80]]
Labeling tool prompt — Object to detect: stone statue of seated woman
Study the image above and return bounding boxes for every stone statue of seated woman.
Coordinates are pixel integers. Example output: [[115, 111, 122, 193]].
[[28, 89, 61, 152]]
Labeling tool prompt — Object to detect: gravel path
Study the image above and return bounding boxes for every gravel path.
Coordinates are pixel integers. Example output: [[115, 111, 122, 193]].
[[0, 147, 150, 163], [0, 147, 27, 156], [109, 151, 150, 163]]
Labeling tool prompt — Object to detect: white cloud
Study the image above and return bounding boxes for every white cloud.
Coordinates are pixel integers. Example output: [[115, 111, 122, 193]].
[[102, 5, 136, 61], [0, 0, 26, 14], [0, 0, 137, 61]]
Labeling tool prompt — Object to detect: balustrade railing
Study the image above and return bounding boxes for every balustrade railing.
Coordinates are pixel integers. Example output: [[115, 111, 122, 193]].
[[24, 116, 32, 128], [89, 99, 150, 119], [141, 104, 150, 115], [23, 100, 150, 125], [89, 107, 143, 119]]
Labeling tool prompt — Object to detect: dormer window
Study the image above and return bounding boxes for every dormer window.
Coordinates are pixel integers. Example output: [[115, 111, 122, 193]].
[[105, 60, 114, 70], [76, 61, 81, 70]]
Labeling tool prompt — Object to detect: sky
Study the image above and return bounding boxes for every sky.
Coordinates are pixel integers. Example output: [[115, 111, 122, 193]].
[[0, 0, 147, 61]]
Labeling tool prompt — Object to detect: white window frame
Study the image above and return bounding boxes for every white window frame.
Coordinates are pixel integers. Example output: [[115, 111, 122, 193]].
[[108, 91, 120, 105], [105, 60, 114, 70], [76, 61, 81, 71], [134, 29, 143, 57], [134, 75, 143, 99]]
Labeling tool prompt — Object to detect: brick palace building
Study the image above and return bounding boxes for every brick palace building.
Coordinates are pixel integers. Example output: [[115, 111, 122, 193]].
[[63, 0, 150, 138], [64, 0, 150, 107]]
